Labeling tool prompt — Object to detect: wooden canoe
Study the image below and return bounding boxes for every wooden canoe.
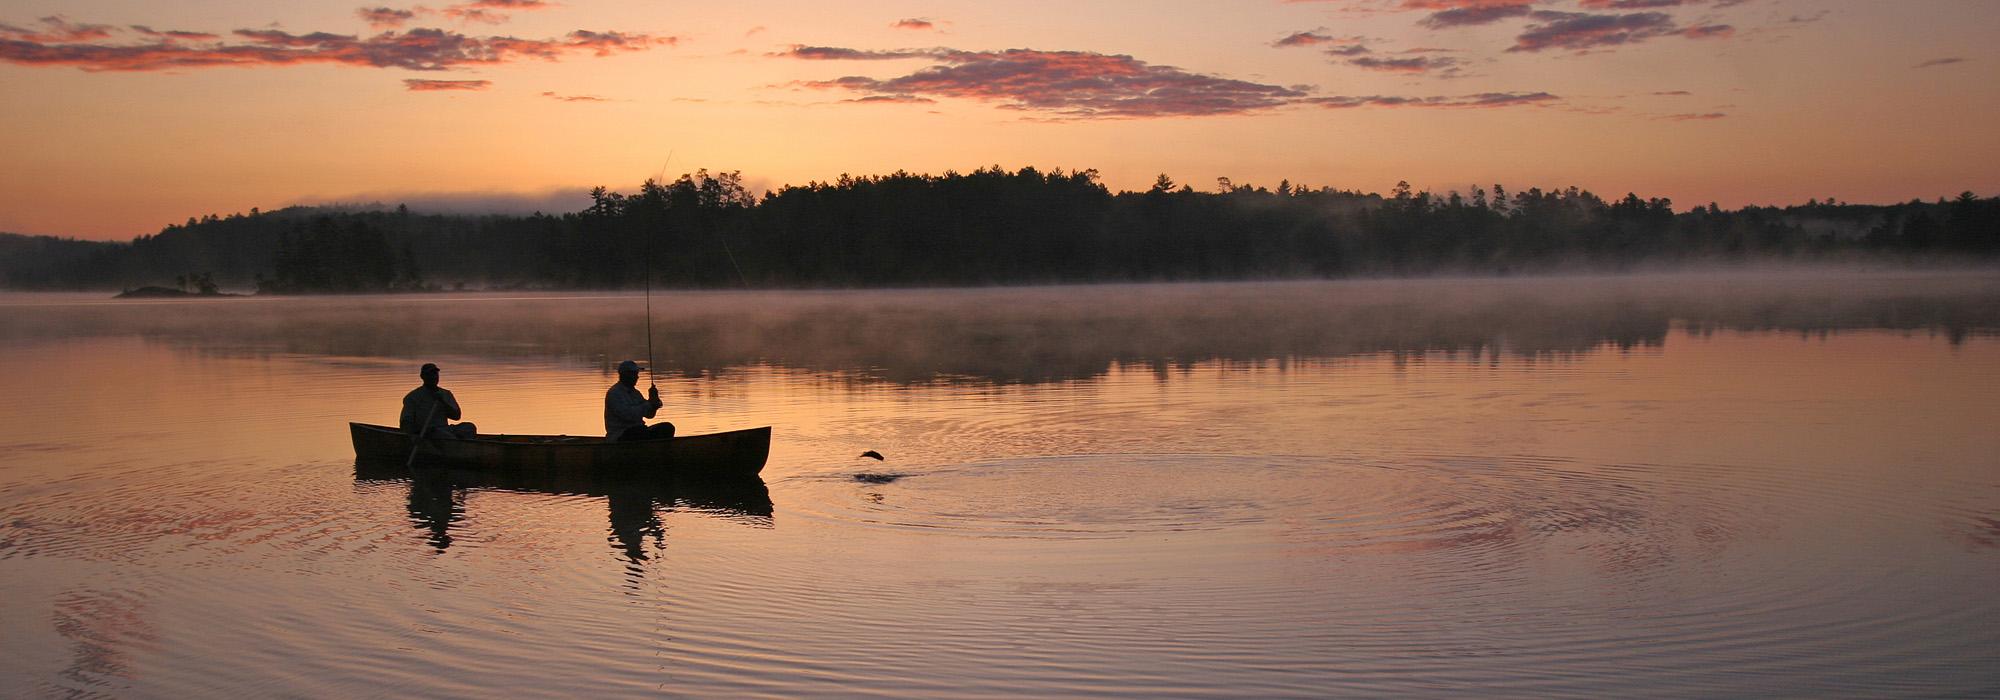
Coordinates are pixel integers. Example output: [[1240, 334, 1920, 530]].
[[349, 422, 770, 478]]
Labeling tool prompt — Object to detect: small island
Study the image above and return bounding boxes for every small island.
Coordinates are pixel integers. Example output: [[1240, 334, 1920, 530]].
[[114, 273, 239, 298]]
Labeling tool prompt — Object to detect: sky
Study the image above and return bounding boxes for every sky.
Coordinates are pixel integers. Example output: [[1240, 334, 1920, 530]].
[[2, 0, 1997, 240]]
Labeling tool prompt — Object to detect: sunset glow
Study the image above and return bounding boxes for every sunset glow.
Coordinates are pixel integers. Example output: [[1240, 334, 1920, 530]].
[[3, 0, 1997, 239]]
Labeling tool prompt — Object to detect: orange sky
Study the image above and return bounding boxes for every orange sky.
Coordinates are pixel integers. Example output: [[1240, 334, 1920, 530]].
[[2, 0, 1997, 240]]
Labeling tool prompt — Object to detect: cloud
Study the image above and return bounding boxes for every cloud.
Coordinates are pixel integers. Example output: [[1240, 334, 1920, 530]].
[[357, 7, 418, 29], [891, 18, 937, 31], [1396, 0, 1541, 9], [1420, 4, 1532, 28], [792, 47, 1307, 118], [845, 94, 936, 104], [1347, 55, 1465, 74], [540, 90, 607, 101], [773, 45, 949, 60], [0, 16, 115, 42], [404, 78, 489, 90], [1914, 57, 1966, 69], [129, 26, 220, 42], [443, 8, 508, 24], [1661, 112, 1725, 120], [1271, 32, 1372, 56], [1272, 30, 1338, 47], [1509, 11, 1731, 52], [1305, 91, 1560, 109], [1679, 23, 1733, 39], [0, 26, 676, 72], [1577, 0, 1686, 8], [440, 0, 553, 24], [1650, 90, 1691, 95]]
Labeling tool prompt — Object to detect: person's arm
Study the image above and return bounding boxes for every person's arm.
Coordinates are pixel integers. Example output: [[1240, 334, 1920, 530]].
[[438, 389, 462, 421], [645, 385, 662, 418]]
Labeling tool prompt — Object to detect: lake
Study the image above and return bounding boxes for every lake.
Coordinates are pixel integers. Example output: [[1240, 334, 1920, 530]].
[[2, 271, 1997, 697]]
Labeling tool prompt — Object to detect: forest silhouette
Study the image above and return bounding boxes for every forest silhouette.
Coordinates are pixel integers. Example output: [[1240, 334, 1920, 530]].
[[2, 167, 1995, 292]]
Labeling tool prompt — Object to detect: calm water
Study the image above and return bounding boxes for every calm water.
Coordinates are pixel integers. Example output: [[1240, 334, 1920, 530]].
[[2, 271, 1998, 697]]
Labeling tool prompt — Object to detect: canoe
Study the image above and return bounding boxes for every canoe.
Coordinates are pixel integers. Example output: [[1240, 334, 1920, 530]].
[[349, 422, 770, 478]]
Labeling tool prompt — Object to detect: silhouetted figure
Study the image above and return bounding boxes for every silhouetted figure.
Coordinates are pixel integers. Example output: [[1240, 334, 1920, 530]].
[[860, 450, 884, 461], [401, 363, 477, 439], [606, 359, 674, 442]]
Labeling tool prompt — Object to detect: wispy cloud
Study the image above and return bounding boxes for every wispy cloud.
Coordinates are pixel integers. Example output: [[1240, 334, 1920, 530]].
[[846, 94, 936, 104], [773, 45, 947, 61], [1305, 91, 1560, 109], [1660, 111, 1726, 120], [1420, 4, 1532, 28], [129, 26, 220, 42], [0, 16, 115, 42], [356, 7, 417, 29], [1578, 0, 1686, 8], [404, 78, 489, 91], [0, 24, 677, 72], [891, 18, 938, 31], [1651, 90, 1691, 95], [1347, 55, 1465, 75], [1509, 11, 1731, 52], [1914, 57, 1966, 69], [788, 47, 1308, 118], [440, 0, 553, 24], [540, 90, 607, 101], [1272, 30, 1340, 47]]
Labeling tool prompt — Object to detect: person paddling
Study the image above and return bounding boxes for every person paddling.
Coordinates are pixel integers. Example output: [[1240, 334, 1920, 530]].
[[401, 363, 477, 439], [605, 359, 674, 442]]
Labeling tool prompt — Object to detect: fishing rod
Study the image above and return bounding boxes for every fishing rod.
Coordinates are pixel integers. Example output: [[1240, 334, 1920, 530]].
[[644, 151, 673, 390]]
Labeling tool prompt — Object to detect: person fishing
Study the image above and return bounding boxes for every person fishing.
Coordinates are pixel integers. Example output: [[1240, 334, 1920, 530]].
[[605, 359, 674, 442], [400, 363, 477, 439]]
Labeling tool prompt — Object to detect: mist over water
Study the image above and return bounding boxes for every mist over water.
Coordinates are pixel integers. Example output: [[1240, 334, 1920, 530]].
[[2, 270, 1997, 697]]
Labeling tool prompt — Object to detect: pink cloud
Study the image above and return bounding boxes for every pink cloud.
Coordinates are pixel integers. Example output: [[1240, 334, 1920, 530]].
[[540, 91, 608, 101], [0, 16, 115, 42], [405, 78, 490, 91], [1420, 4, 1533, 28], [129, 26, 220, 42], [1509, 11, 1731, 52], [357, 7, 418, 29], [846, 94, 936, 104], [891, 18, 937, 31], [1347, 55, 1464, 74], [791, 47, 1307, 119], [0, 26, 677, 72], [1272, 30, 1339, 47], [1306, 91, 1560, 109], [1661, 112, 1726, 120]]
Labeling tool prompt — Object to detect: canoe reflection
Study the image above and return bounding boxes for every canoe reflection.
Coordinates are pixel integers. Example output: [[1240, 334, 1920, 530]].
[[354, 458, 773, 559]]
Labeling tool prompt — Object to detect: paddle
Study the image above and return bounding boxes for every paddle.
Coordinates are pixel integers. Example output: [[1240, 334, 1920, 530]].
[[405, 391, 441, 469]]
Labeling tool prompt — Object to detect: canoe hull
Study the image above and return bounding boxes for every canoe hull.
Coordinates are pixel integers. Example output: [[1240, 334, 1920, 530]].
[[350, 422, 769, 478]]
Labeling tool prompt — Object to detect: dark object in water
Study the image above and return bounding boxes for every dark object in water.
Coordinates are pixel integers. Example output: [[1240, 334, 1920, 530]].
[[854, 473, 902, 484], [349, 422, 770, 478], [860, 450, 884, 461], [114, 286, 238, 299]]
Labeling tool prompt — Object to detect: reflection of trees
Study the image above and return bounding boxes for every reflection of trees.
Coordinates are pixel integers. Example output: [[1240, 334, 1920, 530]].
[[356, 460, 771, 574], [13, 274, 2000, 385]]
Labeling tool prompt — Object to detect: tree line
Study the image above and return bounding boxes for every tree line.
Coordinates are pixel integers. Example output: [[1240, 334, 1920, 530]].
[[2, 167, 1995, 292]]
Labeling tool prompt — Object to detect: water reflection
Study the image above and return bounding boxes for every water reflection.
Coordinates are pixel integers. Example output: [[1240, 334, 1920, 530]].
[[353, 459, 772, 567], [5, 272, 1996, 385]]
